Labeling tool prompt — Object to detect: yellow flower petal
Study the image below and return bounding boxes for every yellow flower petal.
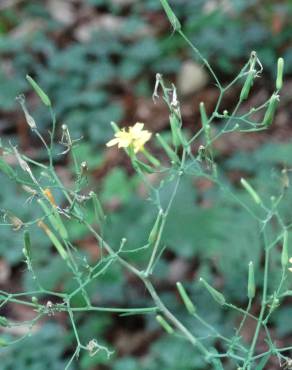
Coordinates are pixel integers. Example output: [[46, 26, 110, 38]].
[[117, 138, 132, 148], [106, 122, 152, 152], [129, 122, 145, 136], [106, 138, 120, 147]]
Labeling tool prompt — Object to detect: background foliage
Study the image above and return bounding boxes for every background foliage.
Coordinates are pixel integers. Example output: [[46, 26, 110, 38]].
[[0, 0, 292, 369]]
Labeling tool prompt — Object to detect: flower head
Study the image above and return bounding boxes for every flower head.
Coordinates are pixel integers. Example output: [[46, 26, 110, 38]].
[[106, 122, 151, 153]]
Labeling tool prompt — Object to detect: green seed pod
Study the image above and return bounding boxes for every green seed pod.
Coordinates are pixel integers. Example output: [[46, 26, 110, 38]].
[[156, 315, 174, 334], [262, 93, 279, 127], [38, 221, 68, 260], [240, 52, 257, 101], [0, 157, 16, 179], [37, 199, 68, 240], [133, 159, 154, 174], [148, 210, 163, 244], [199, 102, 211, 146], [176, 282, 196, 314], [276, 57, 284, 90], [110, 121, 119, 133], [247, 261, 255, 299], [240, 178, 262, 205], [199, 102, 208, 129], [155, 133, 180, 164], [90, 191, 105, 225], [55, 212, 68, 240], [0, 316, 9, 327], [26, 75, 51, 107], [142, 148, 160, 167], [281, 229, 288, 268], [23, 230, 32, 259], [169, 113, 182, 147], [37, 199, 58, 231], [240, 69, 256, 101], [200, 278, 225, 305], [160, 0, 181, 31]]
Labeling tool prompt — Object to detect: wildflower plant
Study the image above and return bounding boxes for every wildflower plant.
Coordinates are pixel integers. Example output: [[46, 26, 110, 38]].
[[0, 1, 291, 369]]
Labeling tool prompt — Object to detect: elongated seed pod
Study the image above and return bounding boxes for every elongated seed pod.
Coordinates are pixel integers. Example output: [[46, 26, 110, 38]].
[[110, 121, 119, 133], [169, 113, 182, 147], [262, 93, 279, 127], [133, 159, 154, 173], [240, 178, 262, 205], [142, 148, 160, 167], [247, 261, 255, 299], [0, 158, 16, 179], [199, 102, 211, 145], [37, 198, 59, 230], [276, 57, 284, 90], [90, 191, 105, 225], [155, 133, 180, 164], [156, 315, 174, 334], [26, 75, 51, 106], [23, 230, 32, 259], [148, 210, 163, 244], [43, 189, 68, 238], [55, 212, 68, 240], [240, 52, 257, 101], [200, 278, 225, 305], [176, 282, 196, 314], [37, 199, 68, 240], [199, 102, 208, 129], [38, 221, 68, 260], [160, 0, 181, 31], [281, 229, 288, 268], [240, 70, 256, 101]]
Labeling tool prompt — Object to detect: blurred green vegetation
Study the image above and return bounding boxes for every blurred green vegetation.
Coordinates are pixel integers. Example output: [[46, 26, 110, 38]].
[[0, 1, 292, 369], [0, 0, 291, 141]]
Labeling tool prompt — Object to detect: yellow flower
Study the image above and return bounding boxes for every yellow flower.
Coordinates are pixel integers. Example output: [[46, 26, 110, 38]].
[[106, 122, 152, 153]]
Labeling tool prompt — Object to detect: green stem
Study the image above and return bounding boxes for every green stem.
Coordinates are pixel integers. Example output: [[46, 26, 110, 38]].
[[142, 278, 210, 358], [243, 245, 270, 369]]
